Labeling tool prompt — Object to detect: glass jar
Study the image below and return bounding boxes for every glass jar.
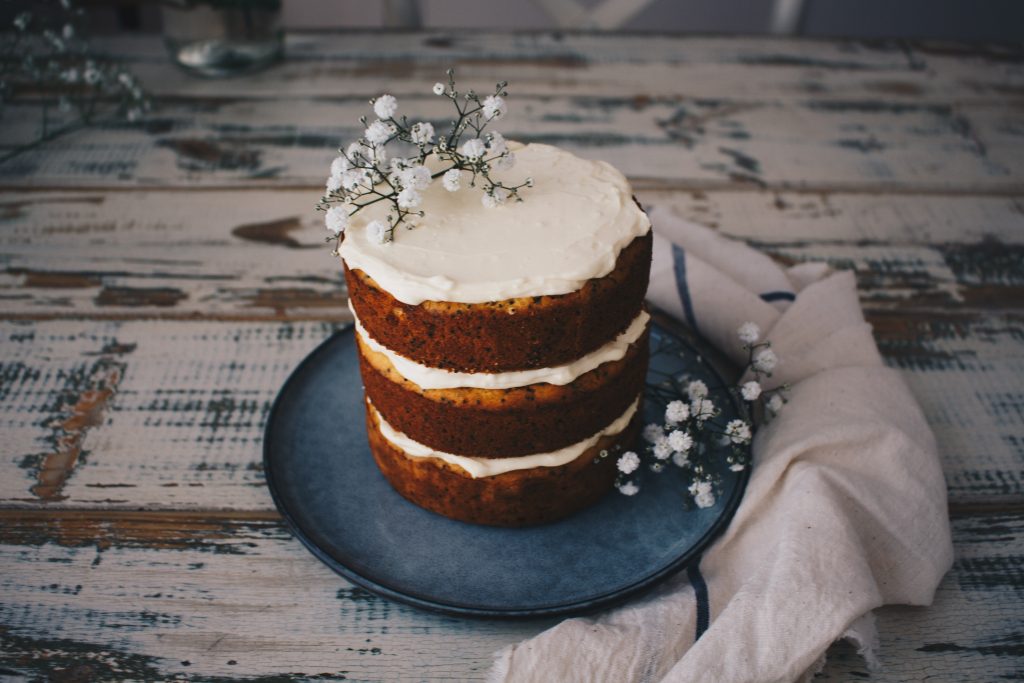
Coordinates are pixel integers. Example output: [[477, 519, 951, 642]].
[[160, 0, 283, 78]]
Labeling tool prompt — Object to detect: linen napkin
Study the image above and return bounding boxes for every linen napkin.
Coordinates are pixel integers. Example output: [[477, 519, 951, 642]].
[[488, 206, 954, 683]]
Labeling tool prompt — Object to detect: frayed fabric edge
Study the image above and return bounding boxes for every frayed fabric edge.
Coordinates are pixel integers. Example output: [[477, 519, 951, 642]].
[[843, 611, 881, 671], [798, 611, 880, 682]]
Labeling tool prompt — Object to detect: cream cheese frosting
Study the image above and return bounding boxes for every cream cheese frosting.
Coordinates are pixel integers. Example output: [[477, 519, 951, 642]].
[[371, 397, 640, 478], [337, 142, 651, 305], [353, 304, 649, 390]]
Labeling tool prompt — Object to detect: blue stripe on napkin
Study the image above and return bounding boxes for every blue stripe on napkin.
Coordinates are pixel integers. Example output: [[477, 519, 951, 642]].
[[687, 559, 710, 640], [672, 244, 699, 334], [760, 290, 796, 303]]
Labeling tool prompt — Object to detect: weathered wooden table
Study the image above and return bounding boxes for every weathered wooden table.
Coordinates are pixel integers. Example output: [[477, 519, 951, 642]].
[[1, 32, 1021, 681]]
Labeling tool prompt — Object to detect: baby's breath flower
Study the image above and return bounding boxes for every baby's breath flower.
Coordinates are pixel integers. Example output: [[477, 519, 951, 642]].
[[347, 142, 370, 161], [725, 419, 752, 444], [84, 67, 100, 85], [325, 206, 349, 235], [373, 94, 397, 119], [642, 423, 664, 443], [494, 153, 516, 171], [442, 168, 461, 192], [665, 400, 689, 425], [367, 219, 389, 244], [689, 479, 711, 497], [487, 131, 508, 155], [13, 12, 30, 31], [672, 451, 690, 468], [695, 489, 716, 509], [767, 393, 785, 414], [410, 121, 434, 144], [668, 430, 693, 454], [341, 169, 369, 191], [61, 68, 78, 83], [617, 451, 640, 474], [365, 120, 395, 146], [330, 155, 350, 177], [741, 381, 762, 401], [399, 165, 432, 191], [318, 72, 530, 244], [691, 397, 715, 423], [460, 137, 486, 160], [482, 95, 507, 120], [618, 481, 640, 496], [753, 348, 778, 373], [687, 380, 708, 400], [730, 463, 746, 472], [689, 479, 716, 508], [62, 23, 74, 40], [481, 187, 509, 209], [653, 438, 673, 461], [397, 188, 422, 209], [738, 321, 761, 345]]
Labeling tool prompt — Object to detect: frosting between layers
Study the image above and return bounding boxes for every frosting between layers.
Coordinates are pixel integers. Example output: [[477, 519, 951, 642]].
[[353, 304, 650, 390], [371, 397, 640, 478], [338, 142, 651, 305]]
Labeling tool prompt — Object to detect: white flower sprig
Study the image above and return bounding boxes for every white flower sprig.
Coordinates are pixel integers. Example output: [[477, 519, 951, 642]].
[[608, 321, 790, 509], [317, 69, 532, 247], [0, 0, 150, 166]]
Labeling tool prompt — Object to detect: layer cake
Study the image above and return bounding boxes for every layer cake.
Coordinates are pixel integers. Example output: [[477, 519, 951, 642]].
[[339, 142, 652, 526]]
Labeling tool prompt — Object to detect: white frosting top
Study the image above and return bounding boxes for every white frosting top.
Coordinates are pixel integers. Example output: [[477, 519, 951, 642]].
[[371, 397, 639, 478], [338, 143, 650, 305], [354, 305, 649, 390]]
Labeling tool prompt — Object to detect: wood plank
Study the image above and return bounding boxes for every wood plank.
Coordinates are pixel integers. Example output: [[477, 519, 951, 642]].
[[0, 509, 1019, 681], [3, 96, 1022, 192], [0, 319, 332, 509], [92, 34, 1024, 104], [0, 510, 555, 681], [0, 317, 1019, 510], [0, 191, 349, 322], [1, 189, 1022, 320]]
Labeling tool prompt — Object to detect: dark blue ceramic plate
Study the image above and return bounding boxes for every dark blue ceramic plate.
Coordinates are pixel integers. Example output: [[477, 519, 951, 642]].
[[264, 314, 750, 618]]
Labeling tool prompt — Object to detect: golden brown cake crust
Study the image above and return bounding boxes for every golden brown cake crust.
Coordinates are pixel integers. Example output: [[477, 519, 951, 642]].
[[365, 400, 640, 527], [357, 325, 649, 457], [345, 231, 652, 373]]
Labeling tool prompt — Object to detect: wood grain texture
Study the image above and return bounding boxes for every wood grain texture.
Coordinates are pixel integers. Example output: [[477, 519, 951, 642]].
[[3, 35, 1021, 192], [0, 319, 333, 509], [91, 34, 1024, 104], [0, 510, 556, 681], [0, 510, 1018, 681], [2, 189, 1022, 320], [0, 314, 1019, 511], [3, 99, 1023, 192]]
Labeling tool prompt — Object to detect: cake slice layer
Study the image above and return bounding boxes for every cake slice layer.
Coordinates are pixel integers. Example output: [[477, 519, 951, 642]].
[[345, 230, 651, 373], [357, 322, 649, 458]]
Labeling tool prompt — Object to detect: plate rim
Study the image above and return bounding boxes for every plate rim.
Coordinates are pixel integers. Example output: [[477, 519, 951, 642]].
[[263, 312, 751, 619]]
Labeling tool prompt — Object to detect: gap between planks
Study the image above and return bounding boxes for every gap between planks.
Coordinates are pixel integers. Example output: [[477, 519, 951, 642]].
[[1, 309, 1020, 323], [2, 181, 1024, 197], [0, 502, 1021, 523]]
